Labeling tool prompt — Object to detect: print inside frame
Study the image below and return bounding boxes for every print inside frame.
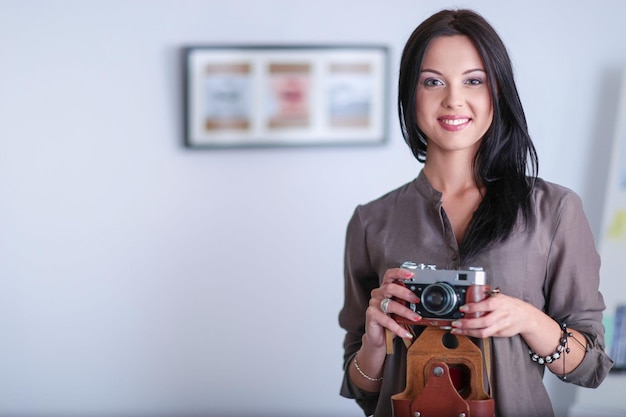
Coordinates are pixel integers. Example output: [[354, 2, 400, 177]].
[[183, 45, 389, 148]]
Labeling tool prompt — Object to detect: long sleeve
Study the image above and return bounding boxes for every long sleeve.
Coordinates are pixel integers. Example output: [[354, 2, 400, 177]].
[[542, 191, 613, 386], [338, 207, 381, 416]]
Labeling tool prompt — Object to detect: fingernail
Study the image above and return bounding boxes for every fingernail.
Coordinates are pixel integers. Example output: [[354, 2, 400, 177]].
[[459, 305, 468, 312], [413, 315, 422, 322], [451, 321, 460, 327], [405, 332, 413, 339]]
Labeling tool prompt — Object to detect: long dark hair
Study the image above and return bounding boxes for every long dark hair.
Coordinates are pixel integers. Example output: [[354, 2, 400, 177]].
[[398, 9, 539, 260]]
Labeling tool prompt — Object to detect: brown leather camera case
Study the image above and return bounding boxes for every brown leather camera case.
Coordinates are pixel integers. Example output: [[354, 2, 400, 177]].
[[391, 326, 495, 417]]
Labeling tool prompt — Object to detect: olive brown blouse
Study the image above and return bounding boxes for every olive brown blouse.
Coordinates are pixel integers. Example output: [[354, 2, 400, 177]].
[[339, 171, 613, 417]]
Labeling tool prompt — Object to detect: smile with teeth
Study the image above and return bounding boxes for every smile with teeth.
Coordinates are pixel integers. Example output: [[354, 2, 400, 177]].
[[440, 118, 470, 125]]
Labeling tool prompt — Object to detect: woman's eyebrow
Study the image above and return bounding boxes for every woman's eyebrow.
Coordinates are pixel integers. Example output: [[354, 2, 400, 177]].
[[419, 68, 486, 75], [463, 68, 487, 75]]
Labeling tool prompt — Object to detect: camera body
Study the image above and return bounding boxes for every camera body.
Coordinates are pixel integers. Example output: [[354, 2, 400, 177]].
[[398, 261, 490, 328]]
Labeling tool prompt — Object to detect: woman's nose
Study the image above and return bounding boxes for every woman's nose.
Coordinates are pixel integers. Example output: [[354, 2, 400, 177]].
[[442, 87, 464, 109]]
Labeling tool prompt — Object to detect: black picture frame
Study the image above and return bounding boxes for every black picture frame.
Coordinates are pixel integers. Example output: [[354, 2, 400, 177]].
[[183, 45, 389, 148]]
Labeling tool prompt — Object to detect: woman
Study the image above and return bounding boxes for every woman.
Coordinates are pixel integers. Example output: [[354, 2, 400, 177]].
[[338, 9, 613, 417]]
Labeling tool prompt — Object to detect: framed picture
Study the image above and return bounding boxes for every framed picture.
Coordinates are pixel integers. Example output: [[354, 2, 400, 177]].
[[183, 45, 388, 148]]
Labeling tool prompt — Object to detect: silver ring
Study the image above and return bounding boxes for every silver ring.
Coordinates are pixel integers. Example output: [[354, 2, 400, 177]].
[[380, 298, 391, 314], [487, 287, 502, 297]]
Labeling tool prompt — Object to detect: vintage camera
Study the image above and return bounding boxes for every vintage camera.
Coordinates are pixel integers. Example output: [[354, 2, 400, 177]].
[[397, 261, 490, 328]]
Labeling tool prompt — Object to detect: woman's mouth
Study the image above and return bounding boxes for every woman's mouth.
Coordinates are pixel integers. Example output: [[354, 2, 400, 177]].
[[438, 117, 471, 131]]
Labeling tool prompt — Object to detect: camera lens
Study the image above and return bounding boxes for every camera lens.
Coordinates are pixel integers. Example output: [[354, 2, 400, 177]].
[[420, 282, 458, 316]]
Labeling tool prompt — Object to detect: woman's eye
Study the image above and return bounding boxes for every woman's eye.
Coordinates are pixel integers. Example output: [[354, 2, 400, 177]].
[[423, 78, 443, 87], [466, 78, 484, 86]]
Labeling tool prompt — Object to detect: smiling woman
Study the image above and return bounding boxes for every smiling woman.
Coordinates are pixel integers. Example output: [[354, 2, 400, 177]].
[[416, 36, 493, 159], [338, 8, 613, 417]]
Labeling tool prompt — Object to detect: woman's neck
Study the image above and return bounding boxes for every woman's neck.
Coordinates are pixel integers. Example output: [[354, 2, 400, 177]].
[[422, 154, 478, 195]]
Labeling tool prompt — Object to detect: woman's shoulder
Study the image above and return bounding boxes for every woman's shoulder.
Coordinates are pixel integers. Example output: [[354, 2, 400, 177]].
[[532, 177, 581, 202], [359, 172, 437, 208], [356, 174, 433, 211], [361, 180, 415, 206], [530, 177, 586, 217], [350, 177, 425, 226]]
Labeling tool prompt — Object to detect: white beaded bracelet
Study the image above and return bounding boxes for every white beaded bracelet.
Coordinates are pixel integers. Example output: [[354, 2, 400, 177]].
[[353, 352, 383, 382], [529, 342, 565, 365], [529, 322, 569, 365], [529, 320, 585, 380]]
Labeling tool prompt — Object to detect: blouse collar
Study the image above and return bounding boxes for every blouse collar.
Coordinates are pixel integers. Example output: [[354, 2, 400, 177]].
[[414, 169, 443, 204]]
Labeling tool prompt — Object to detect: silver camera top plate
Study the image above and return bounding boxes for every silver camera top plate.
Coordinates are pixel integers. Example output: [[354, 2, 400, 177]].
[[400, 261, 486, 286]]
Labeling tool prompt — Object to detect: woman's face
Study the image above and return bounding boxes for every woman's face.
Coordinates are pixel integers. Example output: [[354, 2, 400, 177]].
[[416, 35, 493, 159]]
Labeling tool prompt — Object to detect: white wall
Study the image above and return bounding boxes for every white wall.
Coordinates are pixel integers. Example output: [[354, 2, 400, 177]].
[[0, 1, 624, 416]]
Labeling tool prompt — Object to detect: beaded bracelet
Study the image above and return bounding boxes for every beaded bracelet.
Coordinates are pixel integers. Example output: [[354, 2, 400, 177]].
[[529, 339, 566, 364], [529, 322, 570, 365], [353, 352, 383, 382]]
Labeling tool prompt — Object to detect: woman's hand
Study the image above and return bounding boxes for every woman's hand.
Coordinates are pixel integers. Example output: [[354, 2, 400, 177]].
[[364, 267, 423, 348], [348, 267, 423, 390], [450, 292, 537, 338], [450, 291, 588, 374]]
